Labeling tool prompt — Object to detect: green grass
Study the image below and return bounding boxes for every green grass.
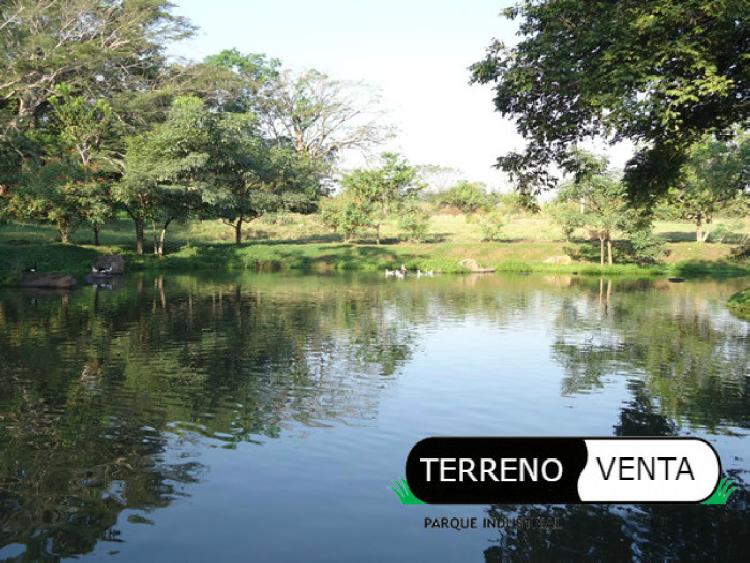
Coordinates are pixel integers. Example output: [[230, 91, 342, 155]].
[[727, 288, 750, 320], [1, 212, 749, 282]]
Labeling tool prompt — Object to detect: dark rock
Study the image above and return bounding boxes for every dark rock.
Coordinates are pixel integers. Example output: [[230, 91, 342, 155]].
[[92, 254, 125, 275]]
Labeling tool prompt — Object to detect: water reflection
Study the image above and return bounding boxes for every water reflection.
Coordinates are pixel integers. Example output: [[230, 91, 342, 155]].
[[552, 277, 749, 429], [0, 272, 748, 560]]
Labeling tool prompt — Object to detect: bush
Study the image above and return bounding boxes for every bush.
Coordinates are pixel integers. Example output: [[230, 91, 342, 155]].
[[727, 289, 750, 320], [730, 239, 750, 261], [709, 220, 743, 243], [319, 194, 373, 242], [435, 181, 488, 214], [478, 210, 505, 242], [398, 201, 430, 242], [626, 229, 668, 264], [496, 192, 540, 214]]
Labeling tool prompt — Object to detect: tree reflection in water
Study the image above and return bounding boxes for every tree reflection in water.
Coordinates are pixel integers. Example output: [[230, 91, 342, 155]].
[[0, 274, 417, 558], [484, 276, 750, 562], [0, 273, 747, 560]]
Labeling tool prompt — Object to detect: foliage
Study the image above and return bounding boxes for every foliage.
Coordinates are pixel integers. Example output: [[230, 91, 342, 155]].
[[624, 229, 668, 265], [436, 181, 489, 213], [553, 151, 629, 264], [661, 133, 750, 242], [116, 96, 216, 254], [496, 192, 540, 214], [398, 200, 430, 242], [319, 192, 375, 242], [478, 210, 505, 242], [338, 153, 422, 243], [727, 289, 750, 320], [471, 0, 750, 200]]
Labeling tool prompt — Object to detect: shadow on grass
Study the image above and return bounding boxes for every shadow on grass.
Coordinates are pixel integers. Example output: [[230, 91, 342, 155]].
[[0, 243, 102, 277], [131, 241, 405, 273], [670, 260, 750, 278]]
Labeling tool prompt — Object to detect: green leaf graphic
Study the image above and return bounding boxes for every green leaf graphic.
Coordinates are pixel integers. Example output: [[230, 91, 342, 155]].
[[701, 477, 738, 505], [389, 478, 425, 504]]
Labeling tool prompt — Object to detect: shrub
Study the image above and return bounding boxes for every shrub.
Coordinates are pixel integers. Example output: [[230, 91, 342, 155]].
[[626, 229, 668, 264], [478, 210, 505, 241], [709, 220, 743, 243], [435, 181, 488, 214], [730, 238, 750, 261], [398, 201, 430, 241], [319, 194, 373, 242], [496, 192, 540, 214]]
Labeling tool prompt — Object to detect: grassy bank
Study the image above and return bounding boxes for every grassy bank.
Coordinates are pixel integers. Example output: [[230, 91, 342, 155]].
[[728, 289, 750, 320], [1, 214, 749, 283], [2, 238, 749, 283]]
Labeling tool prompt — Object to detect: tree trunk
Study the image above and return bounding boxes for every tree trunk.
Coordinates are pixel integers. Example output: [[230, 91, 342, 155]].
[[695, 213, 703, 243], [134, 218, 145, 255], [607, 239, 613, 265], [57, 219, 71, 244], [93, 224, 100, 246], [235, 216, 243, 245], [157, 218, 173, 256], [376, 224, 381, 245], [599, 238, 605, 266]]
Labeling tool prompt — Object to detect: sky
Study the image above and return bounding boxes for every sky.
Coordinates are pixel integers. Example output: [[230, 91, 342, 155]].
[[169, 0, 632, 192]]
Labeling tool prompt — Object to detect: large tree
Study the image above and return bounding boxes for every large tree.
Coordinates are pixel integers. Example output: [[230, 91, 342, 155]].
[[0, 0, 192, 138], [116, 96, 214, 255], [335, 153, 422, 244], [552, 151, 630, 265], [258, 69, 392, 170], [210, 113, 323, 245], [471, 0, 750, 201], [661, 132, 749, 242], [0, 0, 193, 240], [197, 50, 324, 244]]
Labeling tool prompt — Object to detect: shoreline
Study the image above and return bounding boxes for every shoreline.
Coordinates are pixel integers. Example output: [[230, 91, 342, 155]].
[[2, 241, 749, 284]]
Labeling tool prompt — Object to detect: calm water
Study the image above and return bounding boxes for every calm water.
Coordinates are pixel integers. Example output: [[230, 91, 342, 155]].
[[0, 272, 748, 561]]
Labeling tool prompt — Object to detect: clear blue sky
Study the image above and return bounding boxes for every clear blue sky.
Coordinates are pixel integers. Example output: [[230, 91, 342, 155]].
[[170, 1, 630, 189]]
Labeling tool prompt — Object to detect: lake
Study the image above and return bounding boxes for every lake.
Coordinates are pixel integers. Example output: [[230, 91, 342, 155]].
[[0, 272, 748, 561]]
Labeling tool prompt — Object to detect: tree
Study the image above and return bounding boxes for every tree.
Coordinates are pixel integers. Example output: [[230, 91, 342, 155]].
[[319, 190, 375, 242], [661, 133, 749, 242], [210, 114, 323, 245], [471, 1, 750, 201], [398, 200, 430, 242], [48, 85, 118, 244], [197, 51, 324, 244], [340, 153, 422, 244], [436, 181, 489, 214], [199, 49, 281, 113], [0, 1, 193, 244], [258, 69, 392, 170], [3, 86, 118, 243], [553, 152, 629, 265], [116, 97, 215, 255], [0, 0, 192, 140]]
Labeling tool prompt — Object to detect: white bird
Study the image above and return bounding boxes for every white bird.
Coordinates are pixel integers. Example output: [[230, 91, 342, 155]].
[[426, 270, 434, 277], [416, 269, 423, 278], [395, 269, 406, 279], [384, 269, 397, 278]]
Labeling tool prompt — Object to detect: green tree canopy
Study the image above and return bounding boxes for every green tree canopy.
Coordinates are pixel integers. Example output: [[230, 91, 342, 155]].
[[553, 151, 630, 265], [339, 153, 422, 243], [471, 0, 750, 201], [116, 96, 216, 255], [660, 132, 750, 242]]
